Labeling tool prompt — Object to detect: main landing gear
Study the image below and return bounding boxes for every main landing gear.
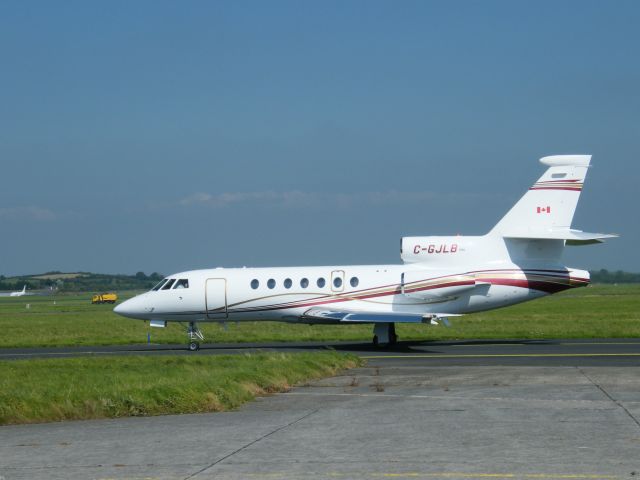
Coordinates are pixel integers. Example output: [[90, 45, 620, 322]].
[[187, 322, 204, 351], [372, 323, 397, 347]]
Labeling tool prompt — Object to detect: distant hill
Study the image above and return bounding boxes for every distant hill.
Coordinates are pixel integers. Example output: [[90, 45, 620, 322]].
[[30, 272, 88, 280], [0, 271, 164, 293]]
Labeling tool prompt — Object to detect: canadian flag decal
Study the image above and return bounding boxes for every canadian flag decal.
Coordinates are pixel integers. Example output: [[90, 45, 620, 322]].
[[537, 206, 551, 214]]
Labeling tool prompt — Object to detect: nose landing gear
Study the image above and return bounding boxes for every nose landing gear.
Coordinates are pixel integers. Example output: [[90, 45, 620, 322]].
[[187, 322, 204, 351]]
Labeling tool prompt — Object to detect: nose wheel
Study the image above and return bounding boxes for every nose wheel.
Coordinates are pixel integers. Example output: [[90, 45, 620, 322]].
[[186, 322, 204, 351]]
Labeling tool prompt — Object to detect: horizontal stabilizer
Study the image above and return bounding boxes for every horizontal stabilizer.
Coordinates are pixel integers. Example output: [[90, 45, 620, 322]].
[[302, 307, 461, 324], [503, 228, 618, 245], [539, 155, 592, 167]]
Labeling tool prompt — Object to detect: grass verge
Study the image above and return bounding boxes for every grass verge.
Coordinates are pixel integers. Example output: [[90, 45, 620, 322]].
[[0, 352, 361, 425], [0, 284, 639, 347]]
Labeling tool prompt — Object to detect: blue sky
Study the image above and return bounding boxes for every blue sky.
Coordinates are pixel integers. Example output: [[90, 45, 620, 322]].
[[1, 1, 638, 276]]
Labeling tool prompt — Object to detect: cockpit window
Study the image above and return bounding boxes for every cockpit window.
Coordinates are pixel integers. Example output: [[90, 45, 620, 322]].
[[161, 279, 176, 290], [174, 279, 189, 289], [152, 279, 168, 291]]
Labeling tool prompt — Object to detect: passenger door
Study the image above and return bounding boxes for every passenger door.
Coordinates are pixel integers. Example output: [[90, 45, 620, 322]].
[[206, 278, 228, 319]]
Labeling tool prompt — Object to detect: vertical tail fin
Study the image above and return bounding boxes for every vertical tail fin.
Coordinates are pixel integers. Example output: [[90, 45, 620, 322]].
[[490, 155, 591, 236]]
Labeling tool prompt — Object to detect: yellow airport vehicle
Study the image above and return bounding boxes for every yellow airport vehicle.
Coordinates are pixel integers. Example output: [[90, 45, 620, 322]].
[[91, 293, 118, 304]]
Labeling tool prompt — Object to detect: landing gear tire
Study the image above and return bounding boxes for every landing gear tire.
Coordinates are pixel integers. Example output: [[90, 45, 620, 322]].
[[185, 321, 205, 351], [389, 323, 398, 345], [372, 323, 397, 347]]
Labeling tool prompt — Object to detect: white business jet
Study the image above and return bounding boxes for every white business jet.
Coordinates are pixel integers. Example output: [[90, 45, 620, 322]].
[[0, 285, 36, 297], [115, 155, 616, 350], [0, 285, 29, 297], [9, 285, 27, 297]]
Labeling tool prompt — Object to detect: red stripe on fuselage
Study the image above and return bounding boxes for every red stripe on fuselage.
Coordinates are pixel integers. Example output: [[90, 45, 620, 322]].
[[529, 187, 582, 191], [227, 273, 583, 314]]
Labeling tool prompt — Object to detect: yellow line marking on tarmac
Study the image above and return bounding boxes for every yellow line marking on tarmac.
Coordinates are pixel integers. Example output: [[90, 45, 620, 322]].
[[92, 472, 623, 480], [450, 342, 640, 347], [448, 342, 640, 347], [558, 342, 640, 346], [240, 473, 620, 479], [360, 353, 640, 359], [373, 474, 619, 479]]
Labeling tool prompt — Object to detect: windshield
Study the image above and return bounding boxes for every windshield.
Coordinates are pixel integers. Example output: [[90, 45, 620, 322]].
[[174, 279, 189, 289], [151, 279, 168, 291]]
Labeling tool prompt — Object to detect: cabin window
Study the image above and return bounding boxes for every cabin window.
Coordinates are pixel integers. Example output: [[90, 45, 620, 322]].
[[350, 277, 359, 288], [284, 278, 292, 289], [152, 279, 168, 291], [251, 279, 259, 289], [161, 279, 176, 290], [174, 279, 189, 289], [317, 277, 326, 288], [267, 278, 276, 289], [333, 277, 342, 288], [300, 278, 309, 288]]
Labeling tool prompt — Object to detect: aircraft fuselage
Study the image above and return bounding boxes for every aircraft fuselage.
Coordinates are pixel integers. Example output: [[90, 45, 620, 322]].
[[114, 262, 588, 324]]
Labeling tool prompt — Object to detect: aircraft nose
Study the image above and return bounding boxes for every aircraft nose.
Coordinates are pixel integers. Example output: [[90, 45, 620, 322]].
[[113, 297, 145, 319], [113, 299, 130, 317]]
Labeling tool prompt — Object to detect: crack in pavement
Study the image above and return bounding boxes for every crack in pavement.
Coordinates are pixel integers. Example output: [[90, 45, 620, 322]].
[[182, 409, 319, 480], [577, 367, 640, 430]]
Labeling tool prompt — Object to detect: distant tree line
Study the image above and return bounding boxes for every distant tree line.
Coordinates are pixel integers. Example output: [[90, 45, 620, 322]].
[[0, 271, 164, 293], [589, 269, 640, 284], [1, 269, 639, 293]]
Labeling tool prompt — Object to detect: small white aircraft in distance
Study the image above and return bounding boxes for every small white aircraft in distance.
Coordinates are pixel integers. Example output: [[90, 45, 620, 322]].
[[10, 285, 27, 297], [0, 285, 28, 297], [115, 155, 617, 351]]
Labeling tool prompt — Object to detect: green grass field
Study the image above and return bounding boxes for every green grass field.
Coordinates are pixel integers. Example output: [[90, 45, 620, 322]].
[[0, 284, 639, 348], [0, 352, 360, 425], [1, 285, 637, 426]]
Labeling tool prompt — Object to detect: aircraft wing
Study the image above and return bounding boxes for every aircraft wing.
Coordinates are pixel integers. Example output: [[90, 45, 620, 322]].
[[302, 307, 461, 324]]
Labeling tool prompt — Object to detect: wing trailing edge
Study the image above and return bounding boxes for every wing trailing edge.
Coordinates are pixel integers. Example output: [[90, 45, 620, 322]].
[[302, 307, 461, 324]]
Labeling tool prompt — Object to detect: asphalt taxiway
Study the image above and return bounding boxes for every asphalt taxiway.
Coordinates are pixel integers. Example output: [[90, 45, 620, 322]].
[[2, 338, 640, 366], [1, 339, 639, 480]]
